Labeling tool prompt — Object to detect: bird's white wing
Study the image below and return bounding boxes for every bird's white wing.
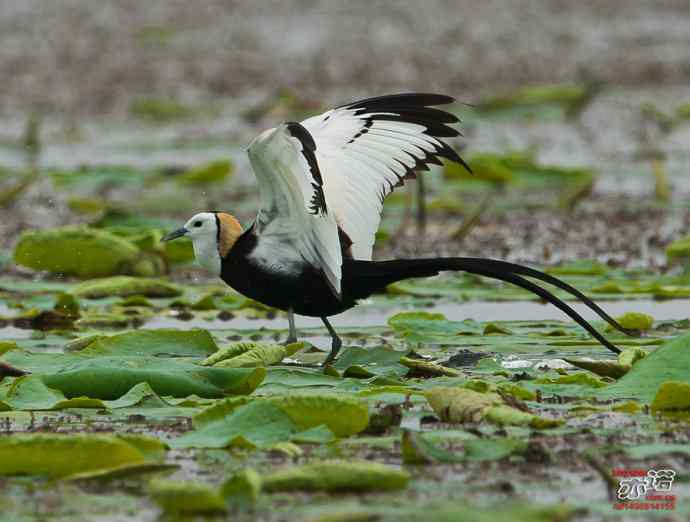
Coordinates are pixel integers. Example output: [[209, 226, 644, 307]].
[[248, 122, 343, 297], [300, 93, 469, 260]]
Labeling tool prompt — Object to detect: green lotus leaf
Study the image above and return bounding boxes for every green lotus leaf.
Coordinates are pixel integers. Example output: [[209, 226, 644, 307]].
[[262, 460, 409, 492], [0, 433, 162, 478], [72, 276, 181, 298], [148, 479, 226, 514]]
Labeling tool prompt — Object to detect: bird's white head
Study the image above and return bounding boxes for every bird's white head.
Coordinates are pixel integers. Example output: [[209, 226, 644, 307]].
[[161, 211, 243, 276]]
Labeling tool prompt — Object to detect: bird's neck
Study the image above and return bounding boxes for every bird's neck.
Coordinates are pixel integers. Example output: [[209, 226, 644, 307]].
[[193, 233, 221, 276]]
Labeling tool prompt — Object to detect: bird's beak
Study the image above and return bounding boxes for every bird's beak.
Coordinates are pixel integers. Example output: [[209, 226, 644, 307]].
[[161, 227, 189, 242]]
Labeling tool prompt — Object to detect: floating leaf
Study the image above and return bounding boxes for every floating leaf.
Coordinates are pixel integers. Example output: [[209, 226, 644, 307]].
[[13, 227, 140, 278], [483, 323, 513, 335], [66, 462, 178, 482], [400, 357, 462, 377], [624, 443, 690, 459], [269, 395, 369, 437], [178, 394, 369, 448], [172, 400, 296, 449], [0, 342, 19, 356], [54, 293, 80, 318], [334, 346, 407, 378], [476, 83, 589, 114], [177, 160, 234, 186], [401, 429, 464, 464], [651, 382, 690, 412], [80, 328, 218, 358], [72, 276, 180, 298], [0, 434, 160, 478], [617, 347, 647, 367], [200, 343, 253, 366], [562, 359, 629, 379], [130, 97, 194, 122], [614, 312, 654, 331], [149, 479, 226, 514], [425, 387, 561, 428], [206, 342, 303, 368], [74, 313, 130, 329], [464, 438, 528, 461], [600, 333, 690, 402], [221, 468, 262, 508], [666, 236, 690, 260], [263, 461, 409, 492], [388, 311, 482, 338], [42, 358, 265, 399], [545, 260, 608, 276], [535, 372, 608, 388]]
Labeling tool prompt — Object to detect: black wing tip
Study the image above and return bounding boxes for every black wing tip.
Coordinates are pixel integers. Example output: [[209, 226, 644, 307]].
[[285, 121, 316, 151], [342, 92, 456, 110], [284, 122, 327, 215]]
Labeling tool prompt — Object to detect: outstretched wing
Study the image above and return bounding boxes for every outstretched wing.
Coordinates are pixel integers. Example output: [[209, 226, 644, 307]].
[[247, 122, 343, 297], [300, 93, 468, 260]]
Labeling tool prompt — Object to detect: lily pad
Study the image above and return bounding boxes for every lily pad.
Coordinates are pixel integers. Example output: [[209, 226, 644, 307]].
[[72, 276, 181, 298], [0, 433, 162, 478], [14, 227, 140, 278], [176, 160, 234, 186], [425, 387, 561, 428], [149, 479, 226, 514], [599, 333, 690, 402], [651, 382, 690, 412], [614, 312, 654, 331], [176, 394, 369, 448], [202, 342, 303, 368], [262, 461, 409, 492], [80, 328, 218, 358]]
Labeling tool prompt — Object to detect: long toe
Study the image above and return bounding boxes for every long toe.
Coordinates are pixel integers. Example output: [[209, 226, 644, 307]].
[[322, 340, 342, 367]]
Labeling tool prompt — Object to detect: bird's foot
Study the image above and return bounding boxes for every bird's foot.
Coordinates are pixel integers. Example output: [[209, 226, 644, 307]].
[[322, 337, 342, 368]]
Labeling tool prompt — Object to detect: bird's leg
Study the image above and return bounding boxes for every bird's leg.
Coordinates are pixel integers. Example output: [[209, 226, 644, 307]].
[[286, 308, 298, 344], [321, 316, 342, 366]]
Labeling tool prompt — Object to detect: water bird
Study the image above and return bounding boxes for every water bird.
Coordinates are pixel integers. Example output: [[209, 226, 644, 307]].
[[163, 93, 632, 365]]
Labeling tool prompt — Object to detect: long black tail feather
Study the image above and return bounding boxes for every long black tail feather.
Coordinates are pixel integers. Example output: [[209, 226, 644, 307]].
[[452, 258, 636, 336], [457, 262, 622, 354], [345, 257, 626, 354]]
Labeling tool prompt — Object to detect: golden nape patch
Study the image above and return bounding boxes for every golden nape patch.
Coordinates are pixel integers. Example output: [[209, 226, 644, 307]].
[[217, 212, 243, 257]]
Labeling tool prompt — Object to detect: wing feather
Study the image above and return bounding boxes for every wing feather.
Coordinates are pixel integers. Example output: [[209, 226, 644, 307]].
[[300, 93, 468, 259], [246, 93, 468, 293], [247, 123, 343, 296]]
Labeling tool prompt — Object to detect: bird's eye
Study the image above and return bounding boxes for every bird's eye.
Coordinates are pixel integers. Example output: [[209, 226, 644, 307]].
[[193, 221, 202, 228]]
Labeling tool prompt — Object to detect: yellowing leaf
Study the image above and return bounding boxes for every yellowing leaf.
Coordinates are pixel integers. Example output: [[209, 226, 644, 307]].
[[425, 387, 561, 428], [614, 312, 654, 331], [425, 387, 500, 423], [651, 382, 690, 412], [399, 357, 462, 377], [217, 343, 301, 368], [563, 359, 629, 379], [200, 343, 253, 366]]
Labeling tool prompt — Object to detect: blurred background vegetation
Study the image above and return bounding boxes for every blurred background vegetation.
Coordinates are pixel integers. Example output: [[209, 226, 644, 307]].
[[1, 0, 690, 280]]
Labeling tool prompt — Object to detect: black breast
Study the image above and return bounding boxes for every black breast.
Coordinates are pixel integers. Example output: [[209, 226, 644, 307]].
[[220, 226, 352, 316]]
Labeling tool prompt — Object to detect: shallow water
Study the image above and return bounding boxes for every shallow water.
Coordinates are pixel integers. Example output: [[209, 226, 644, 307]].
[[142, 298, 690, 332]]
